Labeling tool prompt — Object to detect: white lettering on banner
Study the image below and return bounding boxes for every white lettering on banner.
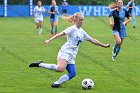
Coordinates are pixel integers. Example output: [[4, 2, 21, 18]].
[[102, 6, 109, 16], [78, 6, 92, 16], [93, 7, 101, 16], [135, 7, 140, 16], [78, 6, 110, 16]]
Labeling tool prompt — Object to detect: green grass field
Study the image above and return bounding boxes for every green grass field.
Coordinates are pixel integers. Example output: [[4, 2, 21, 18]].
[[0, 16, 139, 93]]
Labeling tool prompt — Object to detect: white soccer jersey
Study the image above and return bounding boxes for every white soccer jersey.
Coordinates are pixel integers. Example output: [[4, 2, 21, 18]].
[[34, 6, 45, 19], [57, 25, 92, 64]]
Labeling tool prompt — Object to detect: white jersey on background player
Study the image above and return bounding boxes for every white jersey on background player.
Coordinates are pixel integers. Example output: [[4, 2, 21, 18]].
[[33, 1, 46, 35], [34, 6, 45, 23]]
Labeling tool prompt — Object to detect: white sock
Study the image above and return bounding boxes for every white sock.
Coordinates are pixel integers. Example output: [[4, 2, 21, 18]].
[[39, 63, 58, 71], [55, 74, 69, 84], [39, 27, 42, 35]]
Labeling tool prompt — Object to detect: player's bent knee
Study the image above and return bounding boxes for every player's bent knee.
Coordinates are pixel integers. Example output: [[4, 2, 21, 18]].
[[68, 72, 76, 80], [57, 67, 65, 72], [116, 41, 121, 45]]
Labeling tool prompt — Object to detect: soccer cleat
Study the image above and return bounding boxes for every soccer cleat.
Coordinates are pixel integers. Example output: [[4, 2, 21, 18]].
[[51, 83, 61, 88], [112, 56, 116, 61], [29, 60, 43, 67], [133, 26, 136, 28]]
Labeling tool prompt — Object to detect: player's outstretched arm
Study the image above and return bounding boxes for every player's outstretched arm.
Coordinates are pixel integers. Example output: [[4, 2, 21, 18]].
[[45, 32, 65, 45], [89, 38, 110, 48]]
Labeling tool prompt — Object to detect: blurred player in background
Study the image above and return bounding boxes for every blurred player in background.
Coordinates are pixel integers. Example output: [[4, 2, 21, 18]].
[[62, 0, 68, 15], [29, 12, 110, 88], [48, 0, 59, 37], [126, 0, 136, 28], [34, 0, 46, 35], [108, 0, 131, 61]]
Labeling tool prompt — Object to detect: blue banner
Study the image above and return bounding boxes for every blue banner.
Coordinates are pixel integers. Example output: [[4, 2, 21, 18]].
[[0, 5, 4, 16], [0, 5, 140, 17]]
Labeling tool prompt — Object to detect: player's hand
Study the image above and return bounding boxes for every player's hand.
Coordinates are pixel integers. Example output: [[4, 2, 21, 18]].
[[109, 22, 114, 28], [102, 44, 110, 48], [122, 22, 127, 26], [34, 15, 37, 17], [45, 40, 51, 45], [43, 10, 46, 13], [52, 12, 55, 14]]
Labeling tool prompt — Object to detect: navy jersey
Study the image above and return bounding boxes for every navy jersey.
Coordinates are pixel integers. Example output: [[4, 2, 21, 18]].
[[48, 5, 59, 19], [127, 2, 133, 13], [126, 1, 135, 14], [50, 5, 55, 19], [109, 8, 130, 31]]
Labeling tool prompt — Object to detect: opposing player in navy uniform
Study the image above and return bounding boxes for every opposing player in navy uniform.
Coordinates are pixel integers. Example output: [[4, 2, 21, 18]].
[[48, 0, 59, 37], [108, 0, 131, 61], [126, 0, 136, 28]]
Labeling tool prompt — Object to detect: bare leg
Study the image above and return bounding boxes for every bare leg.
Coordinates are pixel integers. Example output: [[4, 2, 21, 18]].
[[36, 23, 39, 29], [112, 34, 123, 61]]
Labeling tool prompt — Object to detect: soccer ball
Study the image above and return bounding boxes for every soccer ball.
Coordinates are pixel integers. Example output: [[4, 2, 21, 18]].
[[81, 78, 94, 89]]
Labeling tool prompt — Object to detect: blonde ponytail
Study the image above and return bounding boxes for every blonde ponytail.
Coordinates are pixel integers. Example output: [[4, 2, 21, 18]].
[[109, 3, 117, 10], [61, 12, 83, 23]]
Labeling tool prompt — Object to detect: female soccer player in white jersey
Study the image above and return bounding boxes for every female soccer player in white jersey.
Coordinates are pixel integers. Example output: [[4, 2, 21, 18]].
[[34, 1, 46, 35], [29, 12, 110, 88]]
